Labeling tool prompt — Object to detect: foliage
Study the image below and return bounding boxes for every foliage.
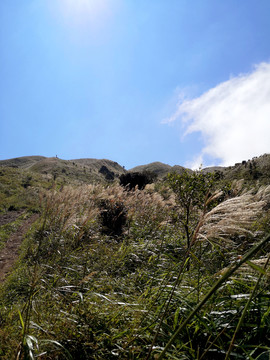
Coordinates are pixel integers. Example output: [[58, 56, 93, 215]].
[[120, 171, 156, 190], [167, 170, 216, 248], [98, 198, 127, 237]]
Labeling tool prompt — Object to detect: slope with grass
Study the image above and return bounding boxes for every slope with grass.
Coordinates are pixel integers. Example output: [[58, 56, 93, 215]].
[[0, 166, 51, 213], [0, 213, 39, 282], [204, 153, 270, 184], [0, 156, 46, 169], [0, 156, 126, 184], [130, 161, 187, 178], [129, 154, 270, 184], [1, 153, 270, 183], [0, 155, 269, 359]]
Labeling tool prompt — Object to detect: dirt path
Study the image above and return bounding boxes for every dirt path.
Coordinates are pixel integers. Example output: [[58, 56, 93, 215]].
[[0, 210, 24, 226], [0, 213, 39, 282]]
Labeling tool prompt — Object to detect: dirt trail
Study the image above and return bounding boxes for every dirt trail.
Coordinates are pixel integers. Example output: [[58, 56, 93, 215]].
[[0, 213, 39, 282], [0, 210, 24, 226]]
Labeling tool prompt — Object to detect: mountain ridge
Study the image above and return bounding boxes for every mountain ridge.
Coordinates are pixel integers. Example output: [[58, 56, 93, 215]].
[[0, 154, 269, 183]]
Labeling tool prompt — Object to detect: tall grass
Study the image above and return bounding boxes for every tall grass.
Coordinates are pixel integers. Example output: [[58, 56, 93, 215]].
[[0, 182, 269, 359]]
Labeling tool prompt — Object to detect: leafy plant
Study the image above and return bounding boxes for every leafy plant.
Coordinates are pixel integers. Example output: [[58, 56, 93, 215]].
[[167, 170, 216, 249]]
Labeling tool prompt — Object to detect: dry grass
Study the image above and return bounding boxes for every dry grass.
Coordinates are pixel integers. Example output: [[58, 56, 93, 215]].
[[38, 183, 170, 237], [198, 185, 270, 244]]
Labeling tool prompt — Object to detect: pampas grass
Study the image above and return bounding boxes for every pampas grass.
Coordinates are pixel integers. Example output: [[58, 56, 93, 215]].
[[198, 185, 270, 244]]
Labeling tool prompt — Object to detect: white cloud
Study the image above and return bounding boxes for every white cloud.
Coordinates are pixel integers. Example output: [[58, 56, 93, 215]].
[[166, 62, 270, 167]]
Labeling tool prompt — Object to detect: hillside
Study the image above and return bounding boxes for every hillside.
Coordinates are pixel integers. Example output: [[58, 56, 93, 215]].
[[0, 156, 126, 183], [0, 156, 46, 169], [130, 161, 187, 178], [224, 153, 270, 183], [1, 153, 270, 184], [0, 153, 270, 359], [130, 154, 270, 184], [201, 154, 270, 187]]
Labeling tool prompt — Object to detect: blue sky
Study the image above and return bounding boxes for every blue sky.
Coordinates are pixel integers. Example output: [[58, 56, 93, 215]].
[[1, 0, 270, 169]]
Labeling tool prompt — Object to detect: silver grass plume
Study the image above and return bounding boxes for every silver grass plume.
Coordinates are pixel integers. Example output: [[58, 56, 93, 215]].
[[198, 185, 270, 244]]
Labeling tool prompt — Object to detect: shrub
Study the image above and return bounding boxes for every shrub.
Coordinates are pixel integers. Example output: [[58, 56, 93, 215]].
[[119, 171, 156, 190], [99, 166, 115, 181], [98, 199, 127, 237], [167, 170, 216, 248]]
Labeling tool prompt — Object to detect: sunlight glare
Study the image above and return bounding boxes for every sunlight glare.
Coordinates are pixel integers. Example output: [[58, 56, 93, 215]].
[[54, 0, 116, 31]]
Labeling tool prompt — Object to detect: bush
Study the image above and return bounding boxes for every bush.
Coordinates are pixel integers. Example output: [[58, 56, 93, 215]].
[[119, 171, 156, 190], [98, 199, 127, 237]]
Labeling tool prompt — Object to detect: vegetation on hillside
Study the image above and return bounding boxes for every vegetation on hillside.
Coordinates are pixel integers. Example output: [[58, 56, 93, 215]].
[[0, 156, 126, 185], [0, 156, 270, 359]]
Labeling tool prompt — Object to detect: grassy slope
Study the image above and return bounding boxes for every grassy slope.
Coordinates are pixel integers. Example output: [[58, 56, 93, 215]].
[[0, 154, 269, 359], [1, 153, 269, 182], [0, 167, 51, 213], [130, 154, 270, 183], [0, 156, 126, 184], [204, 153, 270, 183], [130, 162, 187, 178], [0, 156, 46, 169]]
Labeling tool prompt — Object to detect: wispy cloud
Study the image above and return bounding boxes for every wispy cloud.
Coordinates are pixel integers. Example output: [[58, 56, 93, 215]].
[[166, 62, 270, 167]]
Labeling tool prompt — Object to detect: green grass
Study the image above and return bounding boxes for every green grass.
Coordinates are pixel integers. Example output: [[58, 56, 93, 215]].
[[0, 167, 52, 213], [0, 174, 269, 359], [0, 212, 31, 250]]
